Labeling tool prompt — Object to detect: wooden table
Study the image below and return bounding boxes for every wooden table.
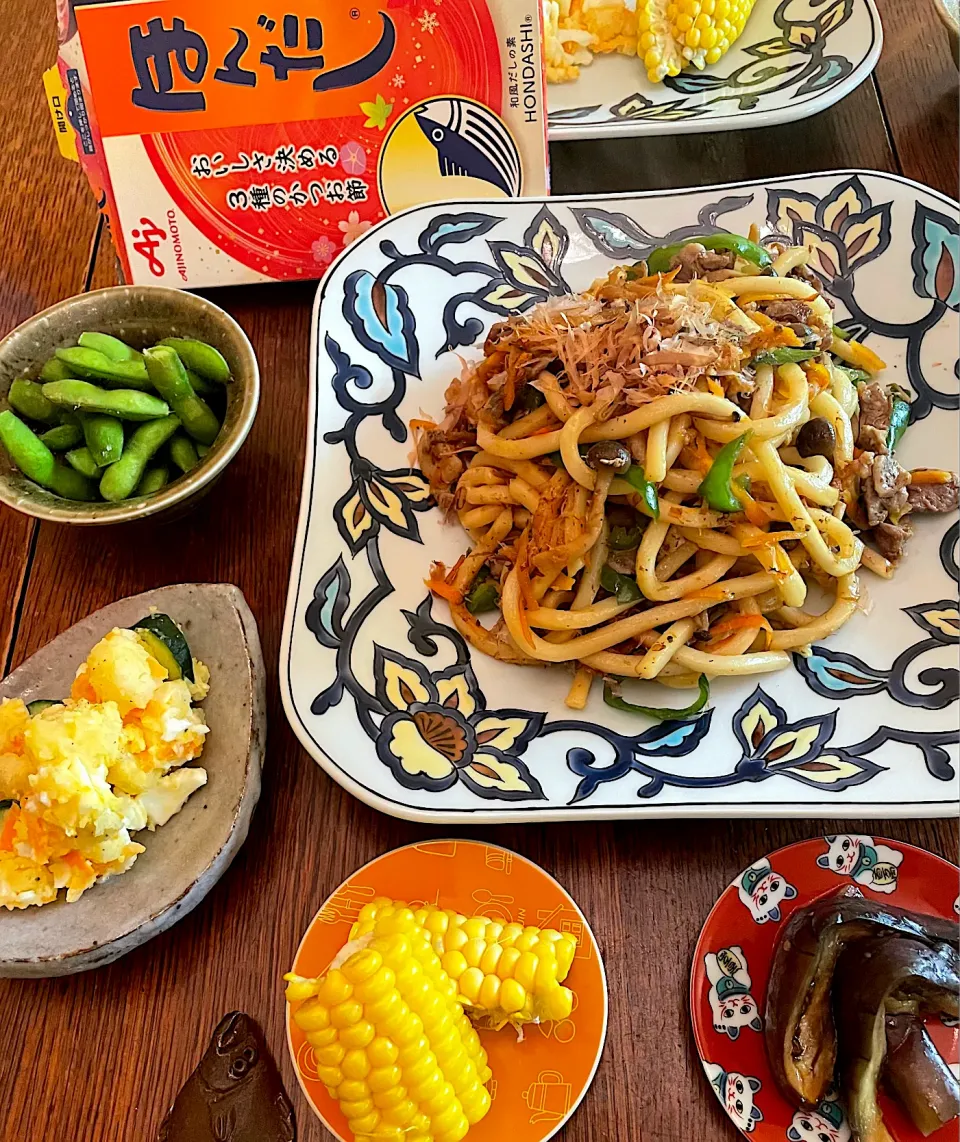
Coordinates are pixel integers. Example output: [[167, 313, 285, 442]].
[[0, 4, 957, 1139]]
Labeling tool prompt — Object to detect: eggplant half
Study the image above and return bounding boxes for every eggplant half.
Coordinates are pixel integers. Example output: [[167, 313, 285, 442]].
[[765, 887, 958, 1106], [834, 936, 960, 1142], [883, 1013, 960, 1137]]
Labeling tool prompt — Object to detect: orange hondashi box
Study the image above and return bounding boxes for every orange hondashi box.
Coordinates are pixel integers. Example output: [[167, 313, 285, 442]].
[[50, 0, 549, 287]]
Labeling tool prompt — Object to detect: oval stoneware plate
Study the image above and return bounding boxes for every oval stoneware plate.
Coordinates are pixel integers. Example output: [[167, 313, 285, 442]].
[[281, 169, 959, 823], [286, 839, 607, 1141], [547, 0, 882, 140], [0, 583, 265, 977], [690, 835, 960, 1139]]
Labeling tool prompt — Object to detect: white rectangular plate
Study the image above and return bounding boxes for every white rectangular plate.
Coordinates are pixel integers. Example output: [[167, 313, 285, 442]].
[[546, 0, 881, 139], [282, 170, 959, 822]]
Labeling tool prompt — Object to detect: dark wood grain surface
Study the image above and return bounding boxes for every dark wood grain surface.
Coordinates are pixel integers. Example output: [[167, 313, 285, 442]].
[[0, 4, 957, 1140]]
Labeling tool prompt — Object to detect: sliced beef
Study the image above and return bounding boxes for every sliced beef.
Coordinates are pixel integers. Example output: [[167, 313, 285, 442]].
[[871, 520, 913, 563], [668, 243, 736, 282], [907, 474, 959, 513], [862, 454, 910, 527], [856, 382, 891, 453], [756, 299, 812, 325]]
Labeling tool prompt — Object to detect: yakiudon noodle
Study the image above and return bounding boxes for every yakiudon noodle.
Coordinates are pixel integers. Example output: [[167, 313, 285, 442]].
[[415, 229, 959, 712]]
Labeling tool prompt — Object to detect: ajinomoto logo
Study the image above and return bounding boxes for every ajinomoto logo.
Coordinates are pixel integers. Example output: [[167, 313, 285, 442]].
[[130, 217, 167, 277]]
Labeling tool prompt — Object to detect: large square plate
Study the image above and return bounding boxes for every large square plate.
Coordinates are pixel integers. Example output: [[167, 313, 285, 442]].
[[281, 170, 959, 822], [546, 0, 881, 140]]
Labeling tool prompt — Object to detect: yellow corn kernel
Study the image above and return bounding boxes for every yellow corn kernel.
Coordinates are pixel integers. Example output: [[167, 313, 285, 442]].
[[540, 985, 575, 1021], [637, 0, 757, 81], [339, 1020, 376, 1050], [343, 948, 383, 984], [478, 974, 502, 1010], [342, 1049, 372, 1080], [351, 1110, 381, 1136], [461, 917, 489, 940], [500, 978, 526, 1014], [305, 1026, 339, 1049], [283, 973, 319, 1002], [338, 1078, 371, 1103], [373, 1085, 409, 1110], [457, 967, 484, 1004], [478, 943, 503, 975], [462, 937, 486, 969], [354, 966, 396, 1004], [514, 951, 539, 992], [496, 947, 522, 980], [317, 969, 352, 1007], [293, 997, 330, 1032], [368, 1064, 403, 1093], [499, 922, 523, 946], [315, 1043, 346, 1067], [316, 1065, 344, 1087], [331, 999, 364, 1028], [367, 1037, 399, 1068], [341, 1097, 376, 1120]]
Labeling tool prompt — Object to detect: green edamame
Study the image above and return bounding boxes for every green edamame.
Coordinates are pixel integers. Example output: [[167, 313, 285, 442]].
[[42, 380, 169, 422], [78, 332, 143, 363], [8, 379, 59, 425], [196, 443, 210, 458], [169, 433, 199, 473], [80, 413, 124, 467], [65, 446, 100, 479], [185, 367, 215, 396], [55, 346, 151, 389], [137, 465, 170, 496], [0, 410, 96, 500], [158, 338, 231, 384], [39, 357, 73, 382], [100, 415, 180, 502], [143, 346, 220, 445], [38, 422, 84, 451]]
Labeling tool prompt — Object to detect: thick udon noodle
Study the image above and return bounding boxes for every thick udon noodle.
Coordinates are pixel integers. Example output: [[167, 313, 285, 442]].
[[417, 243, 874, 709]]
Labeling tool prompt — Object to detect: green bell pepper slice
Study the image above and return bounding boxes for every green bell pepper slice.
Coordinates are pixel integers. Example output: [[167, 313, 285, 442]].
[[698, 430, 753, 513], [603, 674, 710, 720], [645, 233, 772, 275], [623, 464, 660, 519]]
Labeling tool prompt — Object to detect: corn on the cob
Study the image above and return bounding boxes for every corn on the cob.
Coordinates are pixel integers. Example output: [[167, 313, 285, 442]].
[[350, 899, 577, 1030], [637, 0, 760, 83], [287, 905, 493, 1142]]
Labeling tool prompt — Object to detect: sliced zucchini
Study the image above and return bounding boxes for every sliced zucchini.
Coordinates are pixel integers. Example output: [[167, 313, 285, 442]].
[[132, 613, 195, 682], [26, 699, 60, 715]]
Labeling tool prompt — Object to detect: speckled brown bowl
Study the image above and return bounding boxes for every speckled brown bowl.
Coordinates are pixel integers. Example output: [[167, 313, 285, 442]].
[[0, 583, 265, 977], [0, 286, 259, 524]]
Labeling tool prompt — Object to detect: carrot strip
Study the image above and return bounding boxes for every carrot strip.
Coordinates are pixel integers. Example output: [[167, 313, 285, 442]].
[[0, 805, 19, 851]]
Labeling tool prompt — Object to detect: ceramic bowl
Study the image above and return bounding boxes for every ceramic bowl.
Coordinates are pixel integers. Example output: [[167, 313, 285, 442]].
[[0, 285, 259, 524], [933, 0, 960, 60], [0, 583, 265, 977]]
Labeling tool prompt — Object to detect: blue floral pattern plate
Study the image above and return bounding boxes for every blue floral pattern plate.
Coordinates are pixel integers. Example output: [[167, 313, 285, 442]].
[[547, 0, 881, 140], [281, 170, 959, 822]]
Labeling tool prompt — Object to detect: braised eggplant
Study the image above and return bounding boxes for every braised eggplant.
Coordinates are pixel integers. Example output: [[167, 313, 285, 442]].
[[883, 1013, 960, 1137], [834, 937, 960, 1142], [765, 887, 958, 1106]]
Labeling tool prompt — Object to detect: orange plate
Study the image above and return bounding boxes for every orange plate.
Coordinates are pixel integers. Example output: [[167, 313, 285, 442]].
[[286, 839, 608, 1141]]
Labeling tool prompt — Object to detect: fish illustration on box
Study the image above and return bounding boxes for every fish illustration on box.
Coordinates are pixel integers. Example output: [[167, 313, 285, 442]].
[[413, 98, 522, 197]]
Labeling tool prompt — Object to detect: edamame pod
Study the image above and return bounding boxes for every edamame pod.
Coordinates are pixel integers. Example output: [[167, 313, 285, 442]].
[[80, 413, 124, 467], [55, 346, 151, 389], [137, 465, 170, 496], [42, 380, 169, 422], [100, 415, 180, 502], [78, 331, 143, 363], [38, 422, 84, 451], [39, 357, 73, 382], [185, 367, 215, 396], [0, 410, 96, 500], [196, 443, 210, 458], [169, 433, 199, 473], [65, 446, 100, 479], [143, 346, 220, 445], [157, 338, 231, 383], [8, 379, 59, 425]]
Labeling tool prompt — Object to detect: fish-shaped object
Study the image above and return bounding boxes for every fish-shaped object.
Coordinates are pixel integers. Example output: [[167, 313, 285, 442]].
[[158, 1012, 296, 1142], [414, 99, 521, 196]]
